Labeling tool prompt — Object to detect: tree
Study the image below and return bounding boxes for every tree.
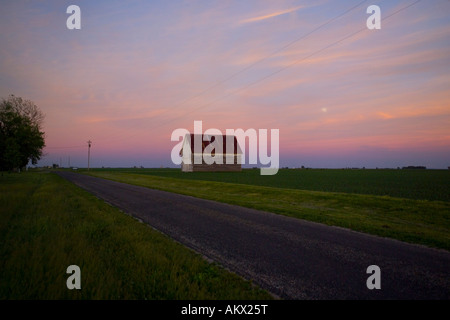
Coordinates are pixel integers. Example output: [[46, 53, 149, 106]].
[[0, 95, 45, 171]]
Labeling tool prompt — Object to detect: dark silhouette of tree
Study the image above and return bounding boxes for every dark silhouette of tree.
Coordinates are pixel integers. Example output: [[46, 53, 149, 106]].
[[0, 95, 45, 171]]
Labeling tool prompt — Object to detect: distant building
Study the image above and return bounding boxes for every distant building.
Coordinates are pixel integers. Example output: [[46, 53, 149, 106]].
[[180, 134, 242, 172]]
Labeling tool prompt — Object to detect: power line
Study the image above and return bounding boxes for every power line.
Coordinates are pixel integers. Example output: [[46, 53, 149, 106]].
[[143, 0, 423, 130], [94, 0, 374, 146], [44, 145, 85, 149], [48, 0, 423, 149], [162, 0, 370, 113]]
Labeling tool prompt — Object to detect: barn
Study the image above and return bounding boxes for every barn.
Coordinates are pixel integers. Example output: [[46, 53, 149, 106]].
[[180, 133, 242, 172]]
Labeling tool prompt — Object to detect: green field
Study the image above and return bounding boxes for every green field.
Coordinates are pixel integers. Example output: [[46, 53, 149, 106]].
[[0, 172, 272, 299], [90, 168, 450, 202], [84, 168, 450, 251]]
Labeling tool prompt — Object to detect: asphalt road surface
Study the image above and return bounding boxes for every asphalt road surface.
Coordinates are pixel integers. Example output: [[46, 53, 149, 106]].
[[56, 171, 450, 300]]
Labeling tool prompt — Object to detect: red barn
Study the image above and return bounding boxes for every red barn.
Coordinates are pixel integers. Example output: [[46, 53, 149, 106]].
[[180, 134, 242, 172]]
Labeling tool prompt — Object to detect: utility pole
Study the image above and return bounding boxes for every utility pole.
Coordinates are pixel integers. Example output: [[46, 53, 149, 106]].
[[87, 140, 92, 171]]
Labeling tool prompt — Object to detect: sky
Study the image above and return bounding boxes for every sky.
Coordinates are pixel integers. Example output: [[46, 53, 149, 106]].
[[1, 0, 449, 169]]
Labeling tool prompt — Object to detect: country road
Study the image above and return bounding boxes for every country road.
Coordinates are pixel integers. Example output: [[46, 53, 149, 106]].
[[56, 171, 450, 300]]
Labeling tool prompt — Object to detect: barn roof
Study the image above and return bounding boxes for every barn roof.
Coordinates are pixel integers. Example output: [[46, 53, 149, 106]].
[[180, 134, 242, 156]]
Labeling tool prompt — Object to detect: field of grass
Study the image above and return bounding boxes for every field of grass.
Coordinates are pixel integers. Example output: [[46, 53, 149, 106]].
[[84, 169, 450, 251], [90, 168, 450, 202], [0, 172, 272, 299]]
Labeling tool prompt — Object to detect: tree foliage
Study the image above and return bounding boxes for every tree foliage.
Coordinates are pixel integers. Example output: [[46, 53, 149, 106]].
[[0, 95, 45, 171]]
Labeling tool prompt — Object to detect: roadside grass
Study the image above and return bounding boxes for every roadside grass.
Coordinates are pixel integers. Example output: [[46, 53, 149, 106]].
[[0, 172, 273, 299], [85, 171, 450, 251]]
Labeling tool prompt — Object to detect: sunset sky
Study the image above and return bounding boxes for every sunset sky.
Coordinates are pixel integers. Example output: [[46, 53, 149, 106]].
[[1, 0, 449, 169]]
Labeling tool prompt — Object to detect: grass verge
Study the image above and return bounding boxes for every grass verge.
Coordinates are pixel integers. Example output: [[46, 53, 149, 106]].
[[0, 172, 273, 299], [85, 171, 450, 251]]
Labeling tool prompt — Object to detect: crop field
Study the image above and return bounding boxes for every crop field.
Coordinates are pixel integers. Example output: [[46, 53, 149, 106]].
[[89, 168, 450, 202], [84, 168, 450, 251]]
